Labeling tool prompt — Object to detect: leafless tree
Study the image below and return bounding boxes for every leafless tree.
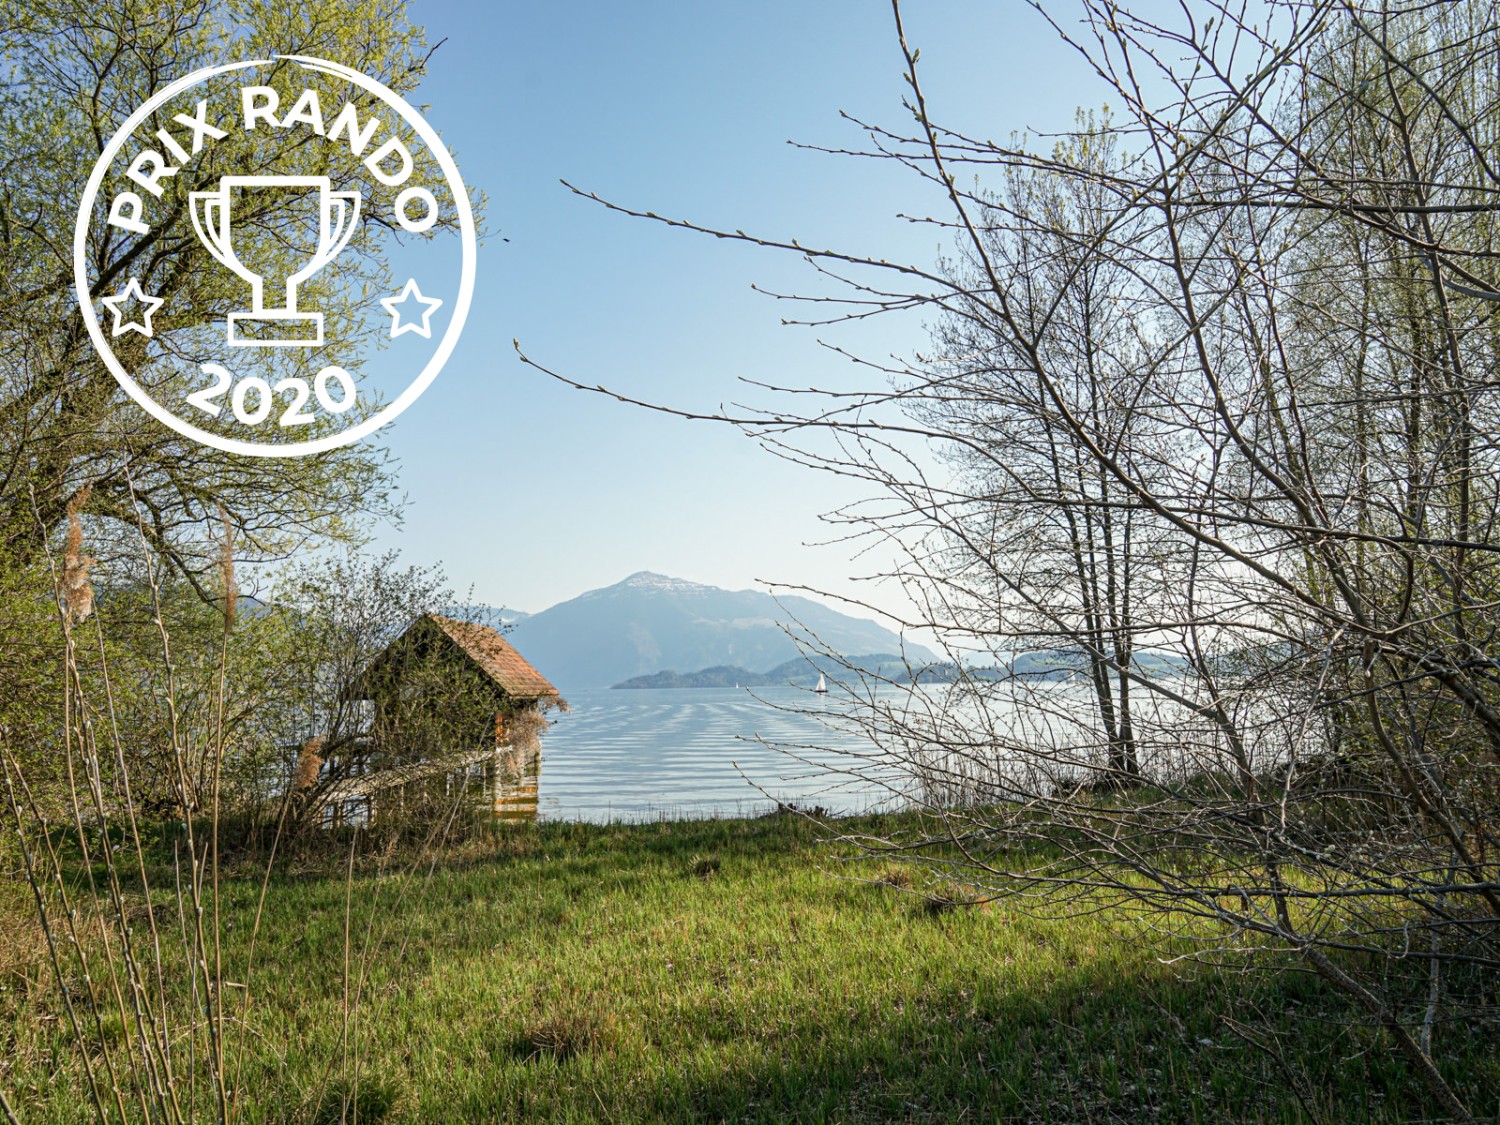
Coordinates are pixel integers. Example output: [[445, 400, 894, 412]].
[[523, 1, 1500, 1117]]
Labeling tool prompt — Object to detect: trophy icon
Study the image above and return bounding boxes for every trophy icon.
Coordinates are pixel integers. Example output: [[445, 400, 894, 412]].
[[189, 175, 360, 347]]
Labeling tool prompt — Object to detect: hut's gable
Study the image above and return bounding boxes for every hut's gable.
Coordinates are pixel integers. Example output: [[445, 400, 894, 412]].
[[352, 613, 558, 707], [424, 614, 559, 700]]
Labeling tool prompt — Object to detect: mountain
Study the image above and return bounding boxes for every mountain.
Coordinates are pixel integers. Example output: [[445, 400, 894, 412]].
[[505, 572, 932, 691]]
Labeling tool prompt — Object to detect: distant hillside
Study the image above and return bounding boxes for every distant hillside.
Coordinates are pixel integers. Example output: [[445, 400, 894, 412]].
[[614, 653, 917, 689], [505, 572, 932, 691], [614, 649, 1187, 689]]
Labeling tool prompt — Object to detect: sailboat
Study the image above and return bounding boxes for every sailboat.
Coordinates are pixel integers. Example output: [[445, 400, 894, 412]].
[[814, 673, 827, 694]]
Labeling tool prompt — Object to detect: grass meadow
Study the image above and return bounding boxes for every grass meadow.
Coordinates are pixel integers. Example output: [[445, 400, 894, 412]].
[[2, 812, 1496, 1123]]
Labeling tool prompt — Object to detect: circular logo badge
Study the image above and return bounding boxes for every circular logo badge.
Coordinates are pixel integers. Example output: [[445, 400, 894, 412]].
[[73, 55, 476, 457]]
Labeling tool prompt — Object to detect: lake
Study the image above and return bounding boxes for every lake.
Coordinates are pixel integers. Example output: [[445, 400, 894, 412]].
[[536, 678, 1218, 822], [537, 685, 905, 822]]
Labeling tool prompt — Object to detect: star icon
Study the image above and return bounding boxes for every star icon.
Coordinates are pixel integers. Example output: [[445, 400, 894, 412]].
[[380, 278, 444, 339], [100, 277, 164, 338]]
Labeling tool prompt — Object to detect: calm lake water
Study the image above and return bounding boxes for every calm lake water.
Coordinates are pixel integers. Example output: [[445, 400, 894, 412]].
[[537, 685, 903, 822]]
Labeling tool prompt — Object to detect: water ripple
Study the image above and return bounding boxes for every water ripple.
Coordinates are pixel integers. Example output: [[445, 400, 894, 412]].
[[538, 686, 896, 822]]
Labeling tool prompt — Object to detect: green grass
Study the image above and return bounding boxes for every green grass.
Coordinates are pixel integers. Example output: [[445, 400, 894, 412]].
[[3, 812, 1497, 1123]]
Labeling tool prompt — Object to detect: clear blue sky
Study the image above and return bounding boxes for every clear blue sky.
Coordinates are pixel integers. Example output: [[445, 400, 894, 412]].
[[369, 1, 1124, 619]]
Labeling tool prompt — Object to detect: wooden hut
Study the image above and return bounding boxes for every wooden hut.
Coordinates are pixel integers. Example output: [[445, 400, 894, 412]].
[[325, 613, 560, 825]]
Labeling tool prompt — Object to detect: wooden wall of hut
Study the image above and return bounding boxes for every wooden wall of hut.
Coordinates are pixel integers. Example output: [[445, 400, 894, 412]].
[[490, 711, 541, 822]]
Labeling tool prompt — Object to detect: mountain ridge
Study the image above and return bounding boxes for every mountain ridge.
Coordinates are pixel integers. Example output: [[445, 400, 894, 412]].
[[611, 648, 1188, 689], [613, 652, 913, 689], [502, 572, 931, 691]]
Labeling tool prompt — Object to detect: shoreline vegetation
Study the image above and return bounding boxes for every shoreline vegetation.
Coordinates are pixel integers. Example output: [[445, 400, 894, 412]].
[[2, 809, 1495, 1123], [610, 651, 1187, 690]]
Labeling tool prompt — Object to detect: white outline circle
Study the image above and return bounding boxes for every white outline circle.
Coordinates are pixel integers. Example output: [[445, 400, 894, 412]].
[[73, 55, 477, 458]]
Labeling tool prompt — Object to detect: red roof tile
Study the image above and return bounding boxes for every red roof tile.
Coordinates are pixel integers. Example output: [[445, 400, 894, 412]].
[[426, 614, 559, 699]]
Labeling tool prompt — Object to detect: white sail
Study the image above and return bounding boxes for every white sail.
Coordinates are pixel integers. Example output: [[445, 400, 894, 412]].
[[814, 673, 827, 693]]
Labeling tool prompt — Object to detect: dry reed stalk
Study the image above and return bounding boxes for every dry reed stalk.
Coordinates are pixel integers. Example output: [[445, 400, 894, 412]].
[[35, 487, 153, 1119], [84, 605, 182, 1111], [62, 487, 94, 626], [125, 478, 230, 1121], [293, 736, 325, 793], [216, 503, 237, 627], [207, 502, 238, 1108]]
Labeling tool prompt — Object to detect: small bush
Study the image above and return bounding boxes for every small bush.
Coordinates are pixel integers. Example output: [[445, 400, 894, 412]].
[[690, 854, 721, 879], [518, 1008, 612, 1061], [307, 1077, 401, 1124], [919, 884, 978, 917]]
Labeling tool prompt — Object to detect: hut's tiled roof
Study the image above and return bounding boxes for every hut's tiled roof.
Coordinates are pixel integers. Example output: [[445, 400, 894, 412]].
[[425, 614, 559, 699]]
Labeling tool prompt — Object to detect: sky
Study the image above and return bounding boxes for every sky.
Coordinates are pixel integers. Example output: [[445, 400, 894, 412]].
[[366, 1, 1131, 620]]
